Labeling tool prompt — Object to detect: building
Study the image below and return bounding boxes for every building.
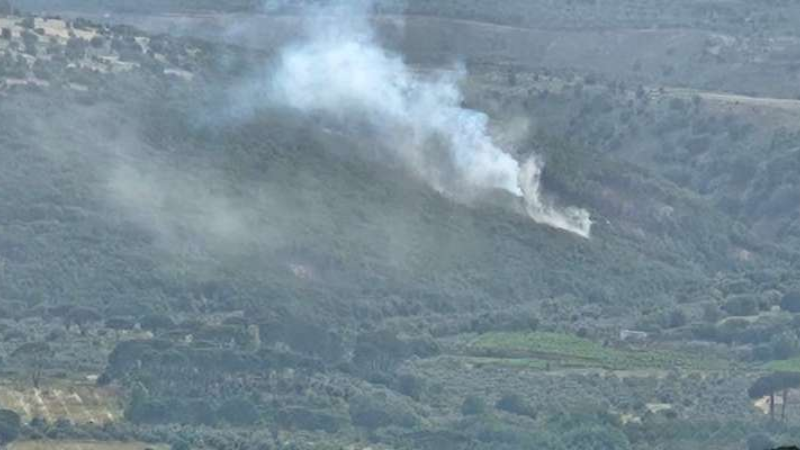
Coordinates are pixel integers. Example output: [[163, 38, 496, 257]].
[[619, 329, 648, 342]]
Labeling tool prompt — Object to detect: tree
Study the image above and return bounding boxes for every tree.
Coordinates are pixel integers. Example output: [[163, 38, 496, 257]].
[[349, 394, 419, 430], [261, 316, 346, 363], [564, 426, 631, 450], [396, 374, 425, 400], [0, 409, 20, 445], [105, 339, 173, 380], [702, 302, 722, 323], [171, 440, 190, 450], [90, 35, 105, 49], [747, 433, 775, 450], [461, 395, 487, 416], [20, 30, 37, 55], [11, 342, 53, 389], [277, 407, 342, 433], [105, 317, 136, 331], [781, 291, 800, 313], [19, 16, 33, 29], [749, 375, 777, 420], [217, 397, 259, 426], [187, 399, 215, 426], [496, 393, 536, 419], [139, 314, 176, 332], [124, 383, 168, 425], [65, 37, 87, 60], [770, 332, 800, 360], [723, 295, 758, 316], [662, 308, 687, 328], [67, 307, 101, 335], [748, 372, 800, 421]]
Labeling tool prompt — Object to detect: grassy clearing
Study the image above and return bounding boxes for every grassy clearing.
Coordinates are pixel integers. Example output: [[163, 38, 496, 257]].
[[468, 332, 732, 371], [9, 441, 168, 450]]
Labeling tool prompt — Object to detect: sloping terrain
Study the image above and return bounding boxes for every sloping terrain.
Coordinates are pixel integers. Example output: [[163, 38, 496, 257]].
[[1, 3, 800, 450], [29, 1, 800, 99]]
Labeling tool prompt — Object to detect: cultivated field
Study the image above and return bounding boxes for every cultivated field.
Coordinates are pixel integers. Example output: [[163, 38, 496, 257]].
[[0, 381, 123, 423], [468, 331, 734, 372]]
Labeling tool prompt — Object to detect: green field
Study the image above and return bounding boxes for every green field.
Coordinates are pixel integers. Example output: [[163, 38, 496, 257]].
[[763, 357, 800, 373], [468, 332, 733, 371]]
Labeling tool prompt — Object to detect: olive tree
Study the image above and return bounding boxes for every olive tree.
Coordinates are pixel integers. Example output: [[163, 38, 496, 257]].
[[11, 342, 54, 389], [0, 409, 20, 446]]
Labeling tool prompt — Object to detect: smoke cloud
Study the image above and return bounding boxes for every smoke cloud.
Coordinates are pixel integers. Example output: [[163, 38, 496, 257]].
[[264, 0, 592, 237]]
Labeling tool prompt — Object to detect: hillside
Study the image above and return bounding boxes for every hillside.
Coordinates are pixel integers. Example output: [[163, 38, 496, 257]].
[[0, 3, 799, 450]]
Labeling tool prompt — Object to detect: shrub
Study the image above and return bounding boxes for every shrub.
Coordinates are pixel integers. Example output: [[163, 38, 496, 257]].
[[105, 317, 136, 331], [277, 407, 343, 433], [702, 303, 722, 323], [746, 433, 775, 450], [349, 393, 418, 430], [171, 440, 190, 450], [461, 395, 487, 416], [690, 323, 717, 341], [217, 397, 259, 426], [471, 311, 539, 334], [19, 17, 34, 29], [260, 316, 345, 362], [752, 343, 773, 361], [65, 37, 87, 60], [714, 318, 750, 344], [21, 30, 38, 54], [660, 308, 687, 328], [90, 35, 105, 49], [396, 374, 425, 401], [722, 295, 758, 316], [125, 399, 169, 425], [353, 330, 437, 374], [563, 426, 631, 450], [496, 393, 536, 419], [186, 399, 215, 426], [139, 314, 176, 332]]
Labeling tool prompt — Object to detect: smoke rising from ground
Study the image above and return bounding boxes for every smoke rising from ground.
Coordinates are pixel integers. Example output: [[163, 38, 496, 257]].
[[519, 159, 593, 238], [266, 0, 592, 237]]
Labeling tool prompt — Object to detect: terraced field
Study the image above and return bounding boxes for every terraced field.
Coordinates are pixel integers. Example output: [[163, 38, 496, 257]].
[[0, 382, 123, 423], [468, 332, 734, 372]]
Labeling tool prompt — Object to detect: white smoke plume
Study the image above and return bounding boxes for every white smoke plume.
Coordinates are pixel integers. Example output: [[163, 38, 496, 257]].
[[266, 0, 592, 238], [519, 158, 593, 238]]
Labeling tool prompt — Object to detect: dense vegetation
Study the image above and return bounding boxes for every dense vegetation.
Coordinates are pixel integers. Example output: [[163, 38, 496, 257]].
[[0, 1, 800, 450]]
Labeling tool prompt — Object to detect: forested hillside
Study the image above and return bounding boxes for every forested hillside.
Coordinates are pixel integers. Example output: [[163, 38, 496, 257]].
[[0, 2, 800, 450]]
